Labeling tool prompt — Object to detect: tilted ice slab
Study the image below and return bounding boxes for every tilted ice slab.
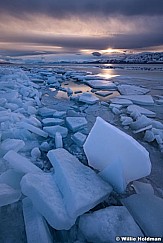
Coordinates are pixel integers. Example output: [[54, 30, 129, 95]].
[[122, 194, 163, 237], [71, 132, 87, 147], [0, 169, 23, 190], [127, 104, 156, 118], [3, 150, 43, 174], [23, 198, 53, 243], [130, 115, 152, 134], [118, 95, 154, 105], [47, 149, 112, 219], [42, 118, 64, 126], [86, 80, 117, 90], [43, 125, 68, 138], [66, 117, 87, 132], [84, 117, 151, 193], [132, 181, 154, 195], [21, 173, 75, 230], [0, 139, 25, 157], [118, 84, 150, 95], [79, 93, 99, 105], [0, 183, 21, 207], [19, 122, 48, 138], [110, 98, 133, 106], [79, 206, 143, 243]]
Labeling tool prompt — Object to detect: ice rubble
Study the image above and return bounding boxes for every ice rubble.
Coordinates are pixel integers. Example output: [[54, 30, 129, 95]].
[[122, 194, 163, 236], [66, 117, 87, 132], [84, 117, 151, 193], [47, 148, 112, 218], [43, 125, 68, 138], [23, 198, 53, 243], [127, 104, 156, 118], [79, 206, 143, 243]]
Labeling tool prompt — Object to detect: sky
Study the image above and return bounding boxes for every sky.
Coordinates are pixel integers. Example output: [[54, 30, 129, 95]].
[[0, 0, 163, 56]]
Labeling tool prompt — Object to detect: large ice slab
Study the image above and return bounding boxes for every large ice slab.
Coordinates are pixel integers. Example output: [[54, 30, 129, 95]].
[[118, 95, 154, 105], [79, 93, 99, 105], [118, 84, 150, 95], [84, 117, 151, 193], [47, 148, 112, 218], [79, 206, 143, 243], [21, 173, 75, 230], [38, 107, 56, 117], [86, 80, 117, 90], [122, 194, 163, 237], [110, 98, 133, 106], [23, 198, 53, 243], [0, 183, 21, 207], [127, 104, 156, 118], [66, 117, 87, 132], [3, 150, 42, 174]]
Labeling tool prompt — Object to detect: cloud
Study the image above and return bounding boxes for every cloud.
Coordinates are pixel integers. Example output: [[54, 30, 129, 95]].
[[0, 0, 163, 19]]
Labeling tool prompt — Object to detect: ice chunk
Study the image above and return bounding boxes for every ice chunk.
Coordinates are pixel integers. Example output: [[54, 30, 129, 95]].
[[55, 132, 63, 149], [120, 116, 133, 126], [132, 181, 154, 195], [0, 169, 23, 190], [110, 98, 133, 106], [47, 148, 112, 218], [0, 139, 25, 157], [66, 117, 87, 132], [71, 132, 87, 147], [27, 106, 37, 115], [86, 80, 117, 90], [31, 147, 41, 160], [127, 105, 156, 118], [40, 142, 50, 152], [42, 118, 64, 126], [84, 117, 151, 193], [79, 206, 143, 243], [23, 198, 53, 243], [118, 84, 150, 95], [3, 150, 42, 174], [118, 95, 154, 106], [79, 93, 99, 105], [130, 115, 152, 133], [21, 173, 75, 230], [38, 107, 56, 117], [144, 130, 155, 142], [0, 183, 21, 207], [53, 111, 66, 118], [122, 194, 163, 237], [43, 125, 68, 138], [19, 122, 48, 138]]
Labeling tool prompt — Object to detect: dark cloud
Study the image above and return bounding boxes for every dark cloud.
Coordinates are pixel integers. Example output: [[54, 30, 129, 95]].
[[1, 31, 163, 51], [0, 0, 163, 18]]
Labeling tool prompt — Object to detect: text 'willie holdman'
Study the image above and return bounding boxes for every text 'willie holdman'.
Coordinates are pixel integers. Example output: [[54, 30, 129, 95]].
[[115, 236, 162, 242]]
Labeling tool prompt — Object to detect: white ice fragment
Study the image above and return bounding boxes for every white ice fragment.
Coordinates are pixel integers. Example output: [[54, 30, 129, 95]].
[[130, 115, 152, 133], [0, 183, 21, 207], [31, 147, 41, 160], [23, 198, 53, 243], [79, 93, 99, 105], [66, 117, 87, 132], [84, 117, 151, 193], [110, 98, 133, 106], [0, 139, 25, 157], [3, 150, 42, 174], [132, 181, 154, 195], [155, 135, 163, 144], [122, 194, 163, 236], [40, 142, 50, 152], [38, 107, 56, 117], [86, 80, 117, 90], [0, 169, 23, 190], [71, 132, 87, 147], [19, 122, 48, 138], [55, 132, 63, 149], [21, 173, 75, 230], [144, 130, 155, 142], [27, 106, 37, 115], [43, 125, 68, 138], [42, 118, 64, 126], [127, 104, 156, 118], [118, 84, 149, 95], [47, 148, 112, 219], [118, 95, 154, 106], [79, 206, 143, 243]]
